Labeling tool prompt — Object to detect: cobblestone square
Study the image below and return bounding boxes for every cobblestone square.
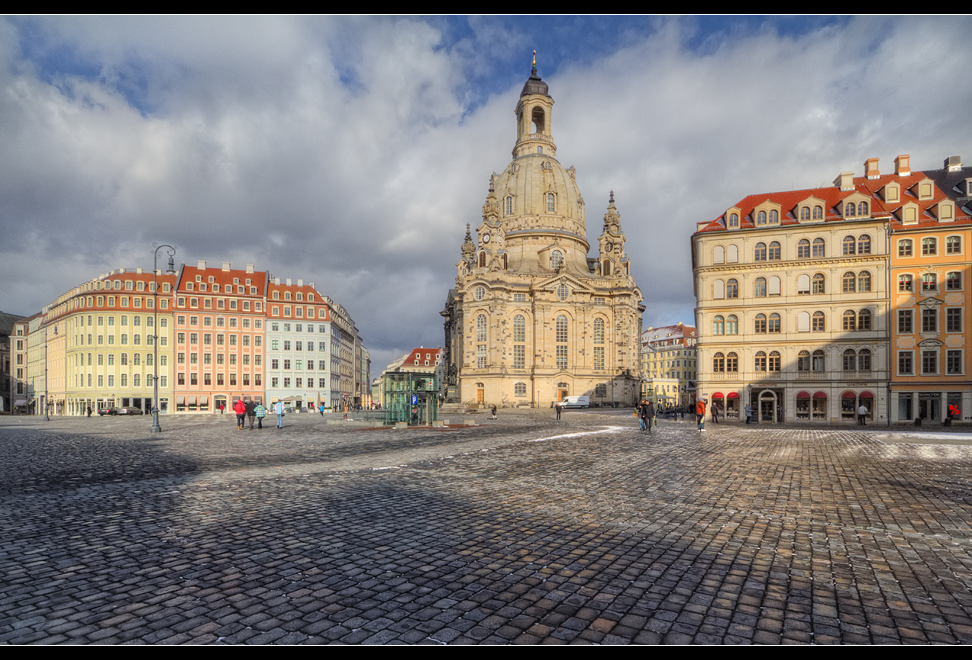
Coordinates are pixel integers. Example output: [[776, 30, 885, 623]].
[[3, 410, 972, 644]]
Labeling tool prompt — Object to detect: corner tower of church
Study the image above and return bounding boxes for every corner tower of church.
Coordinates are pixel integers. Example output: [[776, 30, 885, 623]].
[[442, 57, 645, 409]]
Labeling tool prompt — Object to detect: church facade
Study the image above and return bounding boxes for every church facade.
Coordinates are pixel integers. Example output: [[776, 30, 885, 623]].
[[442, 63, 644, 408]]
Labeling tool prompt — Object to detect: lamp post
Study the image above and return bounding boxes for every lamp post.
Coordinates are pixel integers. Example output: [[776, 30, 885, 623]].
[[151, 244, 176, 433]]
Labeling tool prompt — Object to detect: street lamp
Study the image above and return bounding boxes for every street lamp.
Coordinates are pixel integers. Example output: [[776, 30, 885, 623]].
[[150, 244, 176, 433]]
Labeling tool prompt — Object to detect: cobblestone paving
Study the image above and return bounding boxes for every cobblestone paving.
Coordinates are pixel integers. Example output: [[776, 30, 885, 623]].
[[3, 411, 972, 644]]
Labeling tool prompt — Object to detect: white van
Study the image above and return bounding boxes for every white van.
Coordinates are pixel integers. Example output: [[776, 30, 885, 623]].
[[560, 396, 590, 409]]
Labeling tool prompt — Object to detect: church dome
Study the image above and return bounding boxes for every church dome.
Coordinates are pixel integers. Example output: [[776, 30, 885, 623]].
[[492, 152, 586, 237]]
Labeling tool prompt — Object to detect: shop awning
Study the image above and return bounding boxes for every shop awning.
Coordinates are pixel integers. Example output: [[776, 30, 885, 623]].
[[727, 392, 739, 399], [796, 391, 810, 399], [711, 392, 724, 399], [842, 391, 857, 399], [813, 391, 827, 399]]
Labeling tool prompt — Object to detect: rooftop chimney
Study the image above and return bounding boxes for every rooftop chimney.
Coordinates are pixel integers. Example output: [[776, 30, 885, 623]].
[[246, 264, 254, 274], [286, 278, 292, 286], [198, 260, 206, 270], [865, 157, 880, 179], [222, 262, 231, 272], [895, 154, 911, 176], [945, 155, 963, 171], [834, 171, 855, 191]]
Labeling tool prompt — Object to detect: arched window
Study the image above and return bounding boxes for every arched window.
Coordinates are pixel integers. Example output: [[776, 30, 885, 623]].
[[713, 352, 725, 372], [479, 251, 487, 268], [798, 239, 810, 258], [858, 202, 868, 216], [757, 211, 767, 225], [755, 351, 767, 372], [842, 236, 856, 255], [555, 316, 568, 370], [842, 310, 857, 331], [812, 238, 825, 257], [813, 273, 826, 294], [546, 193, 555, 213], [728, 213, 739, 228], [859, 349, 872, 371], [513, 315, 525, 342], [726, 315, 738, 335], [768, 351, 781, 372], [726, 352, 738, 372], [713, 316, 724, 335], [505, 196, 513, 215], [768, 241, 781, 260], [798, 273, 811, 295], [768, 313, 781, 333], [858, 309, 872, 330], [842, 272, 856, 293], [845, 202, 856, 218], [812, 349, 826, 370], [858, 235, 871, 254], [726, 279, 738, 298], [858, 271, 871, 292], [754, 278, 767, 297], [713, 245, 725, 263], [713, 280, 725, 299], [797, 350, 811, 371], [768, 276, 781, 296], [727, 245, 738, 262], [754, 243, 767, 261], [843, 349, 857, 371], [551, 250, 563, 270], [602, 259, 611, 276], [476, 315, 487, 342], [769, 210, 779, 223], [813, 206, 823, 220], [593, 318, 604, 344], [755, 313, 767, 333], [800, 207, 810, 221], [812, 312, 826, 332]]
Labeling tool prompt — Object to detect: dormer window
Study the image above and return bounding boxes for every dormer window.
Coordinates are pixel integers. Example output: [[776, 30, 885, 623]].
[[918, 180, 934, 200], [756, 211, 767, 225], [858, 202, 868, 217], [727, 212, 739, 228], [845, 202, 856, 218], [885, 183, 900, 202], [546, 193, 555, 213], [813, 206, 823, 220], [938, 201, 955, 222], [551, 250, 563, 270]]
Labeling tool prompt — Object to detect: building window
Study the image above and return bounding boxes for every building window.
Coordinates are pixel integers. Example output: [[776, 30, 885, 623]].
[[842, 236, 856, 255], [797, 350, 810, 372], [842, 272, 856, 293], [556, 315, 568, 343], [754, 314, 767, 333], [798, 239, 810, 258], [768, 351, 781, 372], [947, 236, 962, 254], [898, 351, 913, 375], [842, 310, 857, 331], [898, 239, 913, 257], [947, 350, 963, 375], [947, 272, 962, 291], [922, 308, 937, 332], [812, 350, 825, 371], [922, 274, 938, 292], [899, 274, 914, 292], [857, 271, 871, 292], [551, 251, 563, 270], [923, 238, 937, 256], [514, 345, 525, 369], [728, 213, 739, 228], [726, 279, 738, 298], [947, 308, 962, 333], [754, 243, 767, 261], [898, 310, 913, 333], [726, 352, 738, 373], [754, 278, 767, 297], [812, 312, 825, 332], [712, 316, 724, 335], [812, 273, 825, 294], [546, 193, 555, 213], [843, 349, 856, 371], [858, 235, 871, 254], [726, 315, 738, 335], [593, 346, 604, 370], [712, 353, 724, 372], [477, 344, 486, 369], [556, 344, 568, 370], [515, 382, 527, 396], [922, 350, 938, 375], [593, 318, 604, 344], [812, 238, 825, 257], [768, 313, 781, 333], [513, 315, 526, 342], [768, 241, 781, 260]]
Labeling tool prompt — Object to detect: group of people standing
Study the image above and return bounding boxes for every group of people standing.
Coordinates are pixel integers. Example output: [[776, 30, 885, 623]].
[[232, 399, 286, 430], [636, 399, 656, 431]]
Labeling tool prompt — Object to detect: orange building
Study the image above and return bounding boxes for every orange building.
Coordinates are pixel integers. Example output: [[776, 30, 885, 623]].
[[172, 261, 267, 413], [888, 156, 972, 423]]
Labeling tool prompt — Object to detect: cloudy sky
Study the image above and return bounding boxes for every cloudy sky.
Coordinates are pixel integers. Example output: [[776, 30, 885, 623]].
[[2, 16, 972, 371]]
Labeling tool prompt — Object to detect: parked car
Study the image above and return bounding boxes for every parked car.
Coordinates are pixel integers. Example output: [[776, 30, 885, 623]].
[[116, 406, 144, 415], [98, 407, 117, 416]]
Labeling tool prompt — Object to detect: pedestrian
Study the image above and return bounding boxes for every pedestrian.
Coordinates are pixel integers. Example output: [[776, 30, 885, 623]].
[[275, 400, 285, 428], [745, 403, 752, 425], [490, 404, 497, 420], [696, 398, 707, 432], [254, 402, 266, 429], [555, 402, 562, 420], [220, 402, 224, 415], [858, 404, 867, 426], [712, 402, 720, 424], [320, 404, 325, 418], [646, 400, 655, 432], [233, 399, 246, 430], [246, 399, 256, 430], [86, 405, 92, 418]]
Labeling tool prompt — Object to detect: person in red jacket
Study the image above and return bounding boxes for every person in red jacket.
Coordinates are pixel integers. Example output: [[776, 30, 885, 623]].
[[696, 398, 706, 432], [234, 398, 247, 430]]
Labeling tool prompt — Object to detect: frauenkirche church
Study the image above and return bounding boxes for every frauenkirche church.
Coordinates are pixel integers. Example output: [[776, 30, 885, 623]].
[[442, 58, 644, 408]]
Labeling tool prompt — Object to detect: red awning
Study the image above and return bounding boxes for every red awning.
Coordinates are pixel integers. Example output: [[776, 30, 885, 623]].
[[796, 391, 810, 399], [727, 392, 739, 399], [859, 391, 874, 398], [814, 392, 828, 399], [842, 391, 857, 399], [712, 392, 724, 399]]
